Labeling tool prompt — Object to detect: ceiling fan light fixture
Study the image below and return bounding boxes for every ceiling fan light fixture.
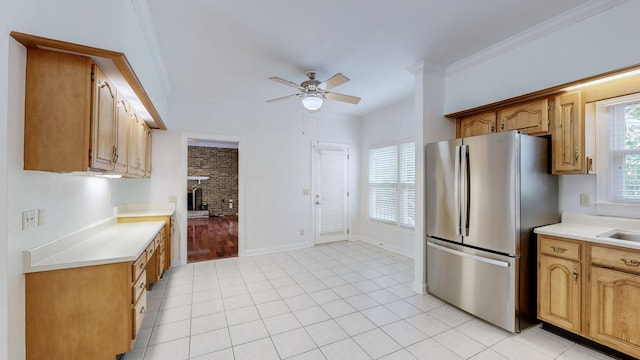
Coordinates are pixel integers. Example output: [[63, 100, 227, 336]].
[[302, 95, 323, 111]]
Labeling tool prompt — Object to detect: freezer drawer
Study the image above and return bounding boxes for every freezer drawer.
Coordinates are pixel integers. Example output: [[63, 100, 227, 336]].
[[427, 239, 518, 332]]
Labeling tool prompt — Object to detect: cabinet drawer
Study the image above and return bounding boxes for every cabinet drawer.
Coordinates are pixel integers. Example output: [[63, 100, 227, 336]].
[[539, 236, 581, 261], [155, 230, 164, 248], [132, 289, 147, 340], [146, 241, 156, 258], [132, 251, 146, 281], [132, 269, 146, 302], [591, 245, 640, 274]]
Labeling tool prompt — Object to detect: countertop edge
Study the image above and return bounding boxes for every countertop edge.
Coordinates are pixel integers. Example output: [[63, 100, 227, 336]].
[[24, 221, 165, 273]]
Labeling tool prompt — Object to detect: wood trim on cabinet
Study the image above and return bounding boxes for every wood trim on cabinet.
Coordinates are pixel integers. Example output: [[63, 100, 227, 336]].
[[10, 31, 167, 130]]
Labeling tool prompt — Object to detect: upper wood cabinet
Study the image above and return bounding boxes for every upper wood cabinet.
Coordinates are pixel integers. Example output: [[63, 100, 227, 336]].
[[127, 114, 149, 177], [92, 66, 117, 171], [24, 48, 151, 178], [114, 95, 130, 173], [552, 91, 586, 174], [497, 98, 549, 135], [24, 49, 94, 172], [458, 111, 496, 138]]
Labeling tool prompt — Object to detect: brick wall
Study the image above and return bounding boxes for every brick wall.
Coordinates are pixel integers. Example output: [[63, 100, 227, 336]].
[[187, 146, 238, 216]]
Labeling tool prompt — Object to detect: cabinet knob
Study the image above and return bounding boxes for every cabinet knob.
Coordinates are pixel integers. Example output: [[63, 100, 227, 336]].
[[573, 265, 578, 284], [139, 262, 145, 269], [574, 147, 579, 161]]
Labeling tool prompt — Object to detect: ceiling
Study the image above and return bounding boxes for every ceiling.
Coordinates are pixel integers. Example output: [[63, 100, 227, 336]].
[[147, 0, 594, 117]]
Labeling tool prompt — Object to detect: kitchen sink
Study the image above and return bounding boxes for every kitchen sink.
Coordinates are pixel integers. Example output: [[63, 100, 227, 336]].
[[597, 229, 640, 242]]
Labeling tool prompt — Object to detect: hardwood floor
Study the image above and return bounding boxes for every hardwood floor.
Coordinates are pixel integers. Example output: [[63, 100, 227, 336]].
[[187, 215, 238, 263]]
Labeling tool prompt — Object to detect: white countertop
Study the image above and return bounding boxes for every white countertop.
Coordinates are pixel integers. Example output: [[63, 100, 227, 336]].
[[24, 221, 165, 273], [535, 213, 640, 250]]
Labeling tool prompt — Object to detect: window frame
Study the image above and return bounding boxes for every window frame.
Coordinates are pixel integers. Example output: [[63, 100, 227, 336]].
[[595, 93, 640, 215], [368, 140, 415, 228]]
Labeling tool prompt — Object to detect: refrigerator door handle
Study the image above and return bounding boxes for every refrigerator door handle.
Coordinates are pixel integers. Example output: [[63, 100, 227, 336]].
[[454, 145, 461, 235], [460, 144, 469, 236], [427, 241, 511, 268]]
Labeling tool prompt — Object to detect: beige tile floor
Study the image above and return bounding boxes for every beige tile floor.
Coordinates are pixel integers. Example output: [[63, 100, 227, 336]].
[[123, 241, 617, 360]]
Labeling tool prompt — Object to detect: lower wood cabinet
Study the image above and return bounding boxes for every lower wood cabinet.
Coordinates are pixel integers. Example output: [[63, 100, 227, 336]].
[[589, 246, 640, 357], [537, 235, 640, 358], [538, 252, 582, 333], [25, 230, 163, 360], [118, 215, 173, 271]]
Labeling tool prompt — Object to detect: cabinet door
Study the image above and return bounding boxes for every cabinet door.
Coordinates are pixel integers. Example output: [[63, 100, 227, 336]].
[[114, 96, 130, 173], [538, 254, 581, 333], [137, 121, 149, 177], [589, 266, 640, 358], [552, 91, 584, 174], [497, 98, 549, 135], [458, 112, 496, 138], [91, 66, 116, 171], [127, 114, 141, 176], [144, 125, 152, 177]]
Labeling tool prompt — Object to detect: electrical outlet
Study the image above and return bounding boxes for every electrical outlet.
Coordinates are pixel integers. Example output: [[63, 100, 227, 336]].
[[22, 210, 36, 230], [38, 208, 46, 226], [580, 193, 591, 206]]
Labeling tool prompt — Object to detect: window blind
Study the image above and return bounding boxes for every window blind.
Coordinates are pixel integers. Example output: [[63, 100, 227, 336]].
[[608, 101, 640, 202], [399, 142, 415, 227], [368, 142, 415, 227], [369, 145, 397, 222]]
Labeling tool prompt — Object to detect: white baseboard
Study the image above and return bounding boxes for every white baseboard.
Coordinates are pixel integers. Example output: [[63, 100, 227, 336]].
[[351, 234, 414, 259], [242, 241, 313, 257], [412, 280, 427, 295]]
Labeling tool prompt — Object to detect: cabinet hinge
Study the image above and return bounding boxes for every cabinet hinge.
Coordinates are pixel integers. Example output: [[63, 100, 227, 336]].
[[347, 154, 350, 160], [347, 191, 350, 197], [88, 149, 92, 159], [347, 228, 350, 235], [91, 72, 95, 82]]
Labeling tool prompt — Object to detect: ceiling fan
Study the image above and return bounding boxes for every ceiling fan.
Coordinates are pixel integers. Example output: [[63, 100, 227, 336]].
[[266, 70, 361, 111]]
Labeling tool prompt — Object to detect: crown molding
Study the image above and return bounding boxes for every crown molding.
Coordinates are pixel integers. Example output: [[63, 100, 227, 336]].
[[446, 0, 627, 75], [408, 60, 446, 77], [131, 0, 171, 94]]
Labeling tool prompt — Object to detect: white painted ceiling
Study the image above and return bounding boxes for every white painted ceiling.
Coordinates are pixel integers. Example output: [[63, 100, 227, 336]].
[[147, 0, 593, 117]]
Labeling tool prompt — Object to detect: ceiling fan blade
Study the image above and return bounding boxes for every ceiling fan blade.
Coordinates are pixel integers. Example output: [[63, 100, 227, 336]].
[[319, 73, 349, 90], [325, 91, 361, 104], [269, 77, 304, 90], [266, 94, 300, 103]]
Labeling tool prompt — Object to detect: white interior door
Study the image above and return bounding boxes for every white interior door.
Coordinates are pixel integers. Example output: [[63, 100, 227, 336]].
[[313, 144, 349, 244]]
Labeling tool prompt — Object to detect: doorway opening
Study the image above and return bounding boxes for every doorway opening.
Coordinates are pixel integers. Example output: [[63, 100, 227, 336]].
[[186, 139, 239, 262]]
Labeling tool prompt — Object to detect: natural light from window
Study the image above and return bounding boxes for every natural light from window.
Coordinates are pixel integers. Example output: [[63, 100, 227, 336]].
[[596, 93, 640, 211], [368, 141, 415, 227]]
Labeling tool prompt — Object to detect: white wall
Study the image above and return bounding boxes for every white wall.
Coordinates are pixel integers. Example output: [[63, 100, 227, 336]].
[[444, 1, 640, 115], [150, 98, 361, 264], [444, 1, 640, 217], [0, 5, 10, 360], [1, 1, 169, 359], [356, 97, 415, 257]]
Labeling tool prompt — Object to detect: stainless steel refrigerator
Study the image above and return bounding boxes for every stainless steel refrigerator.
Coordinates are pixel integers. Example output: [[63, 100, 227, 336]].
[[425, 130, 558, 333]]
